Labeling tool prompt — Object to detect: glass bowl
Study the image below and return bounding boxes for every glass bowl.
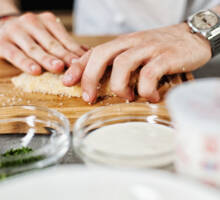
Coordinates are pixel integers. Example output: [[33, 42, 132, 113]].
[[0, 105, 70, 177], [73, 103, 175, 169]]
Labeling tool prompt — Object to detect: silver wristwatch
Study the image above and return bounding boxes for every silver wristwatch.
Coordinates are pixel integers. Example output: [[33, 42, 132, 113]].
[[187, 10, 220, 57]]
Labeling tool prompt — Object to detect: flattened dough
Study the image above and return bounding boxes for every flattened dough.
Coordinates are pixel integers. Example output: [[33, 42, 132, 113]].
[[11, 72, 83, 97], [11, 71, 132, 97], [11, 71, 177, 98]]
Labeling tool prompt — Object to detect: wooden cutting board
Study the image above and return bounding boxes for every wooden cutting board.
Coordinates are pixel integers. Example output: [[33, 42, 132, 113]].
[[0, 35, 193, 129]]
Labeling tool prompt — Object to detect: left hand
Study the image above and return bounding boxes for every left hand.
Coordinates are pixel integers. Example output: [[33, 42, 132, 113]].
[[0, 12, 86, 75], [62, 23, 212, 103]]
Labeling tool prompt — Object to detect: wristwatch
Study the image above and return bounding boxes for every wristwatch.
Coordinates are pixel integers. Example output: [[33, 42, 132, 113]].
[[187, 10, 220, 57]]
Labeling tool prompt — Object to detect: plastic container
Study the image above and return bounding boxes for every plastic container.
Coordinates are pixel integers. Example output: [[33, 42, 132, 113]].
[[166, 78, 220, 188], [73, 103, 175, 169], [0, 106, 70, 177]]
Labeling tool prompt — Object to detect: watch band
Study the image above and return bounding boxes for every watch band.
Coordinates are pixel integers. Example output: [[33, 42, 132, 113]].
[[208, 26, 220, 57], [209, 33, 220, 56]]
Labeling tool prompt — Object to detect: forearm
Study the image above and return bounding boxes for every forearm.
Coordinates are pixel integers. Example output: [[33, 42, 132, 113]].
[[0, 0, 20, 15]]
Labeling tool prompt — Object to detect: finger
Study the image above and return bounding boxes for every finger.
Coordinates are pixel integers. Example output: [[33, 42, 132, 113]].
[[0, 41, 42, 75], [81, 38, 134, 103], [138, 54, 170, 103], [110, 44, 158, 101], [81, 44, 90, 51], [8, 28, 64, 73], [38, 12, 86, 56], [62, 50, 91, 86], [19, 13, 78, 66]]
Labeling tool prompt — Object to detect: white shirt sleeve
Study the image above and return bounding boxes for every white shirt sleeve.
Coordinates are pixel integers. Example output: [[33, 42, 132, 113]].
[[184, 0, 220, 17], [74, 0, 220, 35]]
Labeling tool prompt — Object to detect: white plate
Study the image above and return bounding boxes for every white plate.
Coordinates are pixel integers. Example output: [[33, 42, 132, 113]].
[[0, 165, 219, 200]]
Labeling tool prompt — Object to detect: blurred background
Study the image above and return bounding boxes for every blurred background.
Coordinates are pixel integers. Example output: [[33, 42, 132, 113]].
[[20, 0, 73, 10], [20, 0, 74, 32]]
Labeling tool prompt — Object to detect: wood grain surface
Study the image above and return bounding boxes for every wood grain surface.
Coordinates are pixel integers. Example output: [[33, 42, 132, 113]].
[[0, 35, 193, 133]]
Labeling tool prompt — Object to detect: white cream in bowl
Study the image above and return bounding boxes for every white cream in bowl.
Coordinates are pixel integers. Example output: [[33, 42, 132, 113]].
[[81, 122, 175, 168]]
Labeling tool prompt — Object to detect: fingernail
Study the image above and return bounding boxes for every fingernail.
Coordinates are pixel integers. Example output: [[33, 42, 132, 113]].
[[71, 58, 78, 64], [63, 74, 73, 83], [82, 92, 90, 102], [130, 90, 135, 100], [30, 64, 39, 72], [81, 45, 90, 51], [51, 59, 63, 66], [152, 91, 160, 102], [126, 92, 134, 102]]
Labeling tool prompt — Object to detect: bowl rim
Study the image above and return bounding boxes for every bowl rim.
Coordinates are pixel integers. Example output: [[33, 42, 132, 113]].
[[0, 165, 220, 199], [72, 103, 174, 167], [0, 105, 70, 174]]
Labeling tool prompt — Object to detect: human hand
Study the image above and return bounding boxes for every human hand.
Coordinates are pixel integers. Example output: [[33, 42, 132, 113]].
[[0, 12, 86, 75], [63, 23, 211, 103]]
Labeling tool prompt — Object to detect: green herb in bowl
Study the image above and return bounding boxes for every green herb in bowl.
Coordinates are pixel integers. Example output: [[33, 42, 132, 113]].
[[0, 147, 44, 180]]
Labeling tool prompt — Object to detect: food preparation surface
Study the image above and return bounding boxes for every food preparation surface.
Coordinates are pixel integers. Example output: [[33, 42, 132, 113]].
[[0, 35, 193, 128]]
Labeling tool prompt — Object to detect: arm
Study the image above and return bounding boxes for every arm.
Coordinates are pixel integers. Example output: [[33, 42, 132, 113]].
[[0, 0, 19, 15], [63, 5, 220, 103]]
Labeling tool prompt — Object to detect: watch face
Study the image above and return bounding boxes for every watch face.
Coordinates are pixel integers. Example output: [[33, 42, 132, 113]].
[[192, 10, 218, 30]]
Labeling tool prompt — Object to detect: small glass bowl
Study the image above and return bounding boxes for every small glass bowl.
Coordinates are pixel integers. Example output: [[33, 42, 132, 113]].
[[0, 106, 70, 177], [73, 103, 174, 169]]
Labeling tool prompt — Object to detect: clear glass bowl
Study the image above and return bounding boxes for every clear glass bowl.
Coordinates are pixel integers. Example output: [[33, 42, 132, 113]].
[[0, 106, 70, 177], [73, 103, 174, 169]]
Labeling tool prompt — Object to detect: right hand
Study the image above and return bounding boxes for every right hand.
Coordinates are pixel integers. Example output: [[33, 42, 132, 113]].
[[63, 23, 211, 103], [0, 12, 86, 75]]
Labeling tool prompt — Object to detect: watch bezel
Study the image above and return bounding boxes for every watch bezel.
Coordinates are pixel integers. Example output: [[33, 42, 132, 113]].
[[187, 10, 220, 37]]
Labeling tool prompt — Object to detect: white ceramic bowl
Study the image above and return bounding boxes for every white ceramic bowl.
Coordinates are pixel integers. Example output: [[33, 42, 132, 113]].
[[0, 165, 219, 200]]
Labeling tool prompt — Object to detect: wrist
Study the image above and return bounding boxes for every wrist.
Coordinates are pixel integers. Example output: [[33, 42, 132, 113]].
[[181, 22, 212, 60], [0, 13, 20, 27], [0, 0, 20, 16], [186, 9, 220, 58]]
